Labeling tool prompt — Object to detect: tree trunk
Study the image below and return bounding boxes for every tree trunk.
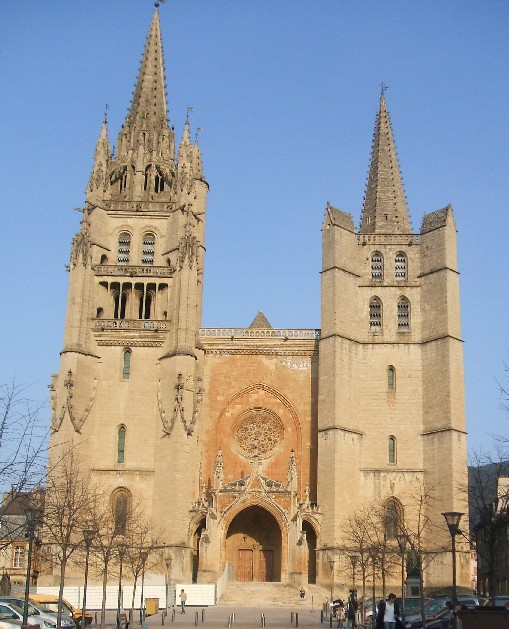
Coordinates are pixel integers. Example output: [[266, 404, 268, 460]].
[[57, 555, 68, 629], [100, 556, 110, 629]]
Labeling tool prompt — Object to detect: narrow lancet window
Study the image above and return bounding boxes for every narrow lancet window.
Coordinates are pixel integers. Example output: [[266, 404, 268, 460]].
[[371, 251, 384, 281], [398, 297, 410, 331], [388, 366, 395, 390], [122, 349, 131, 379], [369, 297, 383, 331], [117, 425, 126, 463], [388, 436, 396, 464]]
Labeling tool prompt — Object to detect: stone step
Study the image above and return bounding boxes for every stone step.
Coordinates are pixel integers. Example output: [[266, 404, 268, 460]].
[[217, 582, 330, 608]]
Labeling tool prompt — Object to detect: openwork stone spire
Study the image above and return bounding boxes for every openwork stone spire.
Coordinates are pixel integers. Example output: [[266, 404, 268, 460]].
[[115, 9, 174, 163], [360, 92, 412, 234]]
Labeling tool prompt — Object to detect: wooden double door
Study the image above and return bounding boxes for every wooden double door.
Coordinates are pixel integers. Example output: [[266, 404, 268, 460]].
[[237, 548, 274, 582]]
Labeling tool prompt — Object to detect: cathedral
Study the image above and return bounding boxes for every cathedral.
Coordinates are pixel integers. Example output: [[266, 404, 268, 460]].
[[46, 9, 469, 593]]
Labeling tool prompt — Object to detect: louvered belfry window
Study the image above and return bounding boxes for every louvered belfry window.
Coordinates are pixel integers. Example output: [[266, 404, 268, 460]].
[[117, 232, 131, 264], [371, 251, 384, 280], [395, 251, 407, 280], [398, 297, 410, 331], [141, 233, 155, 265], [370, 297, 383, 331]]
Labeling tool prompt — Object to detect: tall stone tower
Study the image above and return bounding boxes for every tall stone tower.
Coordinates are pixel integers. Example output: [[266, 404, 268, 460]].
[[318, 91, 468, 587], [48, 9, 208, 581]]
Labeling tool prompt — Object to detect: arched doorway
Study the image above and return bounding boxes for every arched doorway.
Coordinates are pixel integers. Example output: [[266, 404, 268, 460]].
[[226, 505, 282, 582], [302, 521, 317, 584], [192, 519, 206, 583]]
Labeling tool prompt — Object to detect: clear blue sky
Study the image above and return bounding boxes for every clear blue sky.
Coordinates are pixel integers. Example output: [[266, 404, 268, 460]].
[[1, 1, 508, 457]]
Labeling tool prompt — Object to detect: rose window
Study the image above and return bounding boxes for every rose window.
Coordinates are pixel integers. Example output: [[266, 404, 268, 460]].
[[234, 409, 284, 459]]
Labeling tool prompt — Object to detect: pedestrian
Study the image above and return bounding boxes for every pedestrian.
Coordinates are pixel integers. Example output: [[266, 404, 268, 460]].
[[300, 587, 306, 599], [336, 604, 345, 628], [179, 589, 187, 614], [375, 593, 401, 629], [347, 590, 358, 628]]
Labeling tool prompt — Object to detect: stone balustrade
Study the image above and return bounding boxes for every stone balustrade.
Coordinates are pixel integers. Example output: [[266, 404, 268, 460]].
[[94, 319, 168, 330], [94, 265, 174, 277], [200, 328, 320, 339]]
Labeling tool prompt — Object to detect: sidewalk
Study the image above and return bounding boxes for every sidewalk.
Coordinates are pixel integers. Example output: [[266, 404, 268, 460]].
[[113, 605, 327, 629]]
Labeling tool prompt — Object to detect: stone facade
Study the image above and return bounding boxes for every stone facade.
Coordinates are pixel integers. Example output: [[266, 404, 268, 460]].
[[44, 11, 470, 594]]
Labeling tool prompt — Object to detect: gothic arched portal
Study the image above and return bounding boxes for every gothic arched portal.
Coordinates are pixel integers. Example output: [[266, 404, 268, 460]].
[[226, 505, 282, 582], [192, 518, 206, 583], [302, 521, 317, 584]]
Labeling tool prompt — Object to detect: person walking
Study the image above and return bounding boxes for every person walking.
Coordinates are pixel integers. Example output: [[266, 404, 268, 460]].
[[347, 590, 358, 628], [375, 593, 401, 629], [300, 587, 306, 599], [179, 589, 187, 614]]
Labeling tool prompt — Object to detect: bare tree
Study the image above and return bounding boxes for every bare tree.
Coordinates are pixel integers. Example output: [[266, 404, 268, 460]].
[[0, 381, 46, 495], [124, 518, 161, 623], [398, 482, 443, 626], [341, 510, 374, 623], [42, 448, 97, 629], [463, 448, 509, 600]]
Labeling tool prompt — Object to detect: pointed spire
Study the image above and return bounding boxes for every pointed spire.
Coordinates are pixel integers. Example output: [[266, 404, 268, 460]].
[[86, 116, 111, 201], [359, 91, 412, 234], [115, 9, 173, 163]]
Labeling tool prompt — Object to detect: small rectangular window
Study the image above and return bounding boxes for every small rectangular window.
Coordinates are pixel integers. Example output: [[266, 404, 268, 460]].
[[13, 547, 25, 568]]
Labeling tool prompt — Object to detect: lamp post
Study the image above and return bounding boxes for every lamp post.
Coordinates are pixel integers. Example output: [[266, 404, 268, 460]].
[[164, 556, 172, 615], [139, 551, 148, 625], [349, 555, 358, 592], [368, 546, 378, 629], [396, 534, 407, 620], [328, 558, 335, 602], [81, 529, 96, 629], [442, 512, 464, 617], [116, 540, 127, 629], [22, 504, 40, 626]]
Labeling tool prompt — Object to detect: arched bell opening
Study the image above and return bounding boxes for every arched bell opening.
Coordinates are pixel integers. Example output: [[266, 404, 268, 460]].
[[302, 521, 317, 584], [226, 505, 282, 582]]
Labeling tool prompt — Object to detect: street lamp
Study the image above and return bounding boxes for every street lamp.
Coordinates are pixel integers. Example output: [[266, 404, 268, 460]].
[[80, 529, 96, 629], [139, 551, 148, 625], [396, 534, 407, 620], [368, 546, 379, 629], [349, 554, 358, 592], [164, 556, 172, 615], [22, 502, 41, 626], [116, 540, 127, 629], [328, 558, 335, 602], [442, 512, 464, 613]]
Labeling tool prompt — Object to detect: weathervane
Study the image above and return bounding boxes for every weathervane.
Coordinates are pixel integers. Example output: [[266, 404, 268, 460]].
[[186, 106, 194, 122], [154, 0, 166, 7], [380, 82, 389, 94]]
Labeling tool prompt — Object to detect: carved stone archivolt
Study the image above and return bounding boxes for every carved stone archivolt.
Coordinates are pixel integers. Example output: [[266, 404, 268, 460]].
[[234, 408, 284, 459]]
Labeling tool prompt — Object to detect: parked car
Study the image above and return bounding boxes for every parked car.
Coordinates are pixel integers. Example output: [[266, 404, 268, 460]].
[[0, 610, 26, 629], [400, 598, 431, 619], [484, 595, 509, 608], [0, 599, 75, 629], [30, 595, 92, 627], [405, 607, 453, 629], [0, 602, 56, 629], [404, 596, 480, 628], [365, 597, 430, 622]]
